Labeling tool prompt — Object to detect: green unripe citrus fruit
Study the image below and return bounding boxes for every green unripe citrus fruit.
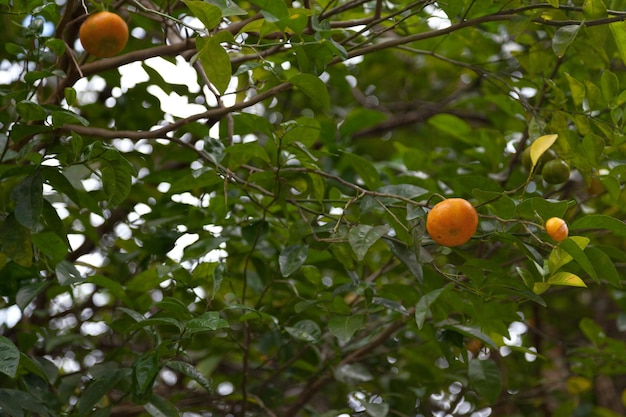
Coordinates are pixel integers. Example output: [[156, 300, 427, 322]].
[[542, 159, 570, 184]]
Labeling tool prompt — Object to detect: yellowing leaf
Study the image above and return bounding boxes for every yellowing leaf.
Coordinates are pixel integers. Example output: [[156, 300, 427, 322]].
[[547, 271, 587, 288], [533, 282, 550, 295], [530, 134, 558, 169]]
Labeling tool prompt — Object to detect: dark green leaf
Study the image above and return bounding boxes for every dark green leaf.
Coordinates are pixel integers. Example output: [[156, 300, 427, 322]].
[[289, 73, 330, 110], [328, 315, 364, 344], [415, 285, 451, 329], [468, 359, 502, 403], [571, 214, 626, 237], [11, 171, 43, 228], [341, 151, 381, 190], [55, 260, 83, 285], [0, 337, 20, 378], [78, 369, 129, 416], [166, 360, 212, 391], [16, 281, 50, 311], [388, 240, 423, 283], [372, 297, 408, 315], [0, 214, 33, 267], [133, 352, 160, 399], [144, 394, 181, 417], [279, 244, 308, 277], [186, 311, 229, 332], [285, 319, 321, 342], [586, 246, 621, 288], [348, 224, 389, 261]]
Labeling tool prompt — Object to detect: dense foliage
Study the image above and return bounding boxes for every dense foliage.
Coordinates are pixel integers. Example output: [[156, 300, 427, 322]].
[[2, 0, 626, 416]]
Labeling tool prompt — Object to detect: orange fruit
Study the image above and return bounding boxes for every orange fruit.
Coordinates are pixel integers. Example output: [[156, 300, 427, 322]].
[[426, 198, 478, 247], [545, 217, 568, 242], [79, 12, 129, 58]]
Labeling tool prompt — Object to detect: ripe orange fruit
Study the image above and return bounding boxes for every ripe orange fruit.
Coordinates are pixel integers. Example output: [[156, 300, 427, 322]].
[[426, 198, 478, 247], [79, 12, 129, 58], [545, 217, 568, 242]]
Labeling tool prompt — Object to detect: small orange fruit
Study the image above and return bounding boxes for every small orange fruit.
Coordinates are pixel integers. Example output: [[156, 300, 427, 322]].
[[79, 11, 129, 58], [426, 198, 478, 247], [545, 217, 568, 242]]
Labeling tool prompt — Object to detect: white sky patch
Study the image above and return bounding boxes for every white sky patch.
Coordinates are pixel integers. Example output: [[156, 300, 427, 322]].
[[425, 4, 451, 30]]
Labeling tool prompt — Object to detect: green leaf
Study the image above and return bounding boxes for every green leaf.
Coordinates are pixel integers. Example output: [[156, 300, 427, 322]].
[[445, 324, 498, 349], [197, 36, 232, 94], [281, 117, 320, 146], [547, 271, 587, 288], [56, 260, 83, 285], [565, 72, 586, 107], [372, 297, 409, 315], [186, 311, 229, 332], [548, 236, 590, 274], [204, 0, 247, 16], [224, 142, 270, 169], [364, 402, 389, 417], [133, 352, 160, 400], [348, 224, 389, 261], [279, 244, 308, 277], [184, 1, 222, 30], [16, 281, 50, 311], [609, 22, 626, 67], [339, 108, 387, 138], [50, 109, 89, 127], [166, 360, 212, 391], [16, 100, 47, 121], [144, 394, 181, 417], [99, 158, 133, 207], [552, 25, 581, 58], [583, 0, 607, 19], [87, 274, 134, 308], [0, 336, 20, 378], [341, 151, 381, 190], [0, 214, 33, 268], [32, 231, 69, 263], [285, 319, 321, 342], [11, 171, 43, 228], [127, 317, 184, 333], [586, 246, 621, 288], [415, 286, 451, 329], [388, 240, 423, 283], [328, 315, 364, 344], [601, 70, 619, 105], [289, 73, 330, 111], [468, 359, 502, 403], [334, 363, 374, 384], [78, 369, 129, 416], [580, 317, 606, 346], [249, 0, 289, 21], [428, 113, 472, 142], [571, 214, 626, 237], [560, 237, 597, 282]]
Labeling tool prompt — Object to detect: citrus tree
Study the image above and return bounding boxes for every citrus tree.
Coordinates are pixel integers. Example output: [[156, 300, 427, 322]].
[[2, 0, 626, 416]]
